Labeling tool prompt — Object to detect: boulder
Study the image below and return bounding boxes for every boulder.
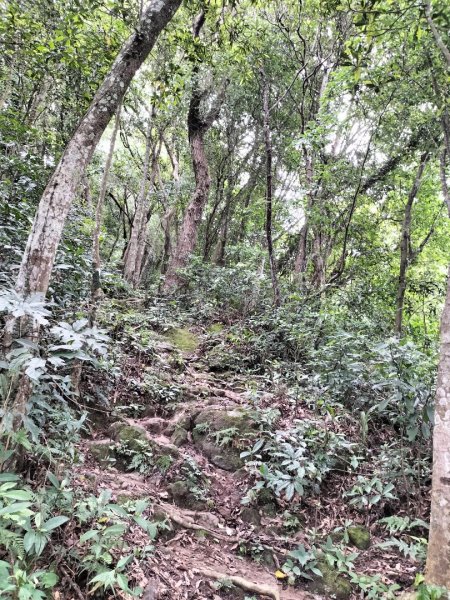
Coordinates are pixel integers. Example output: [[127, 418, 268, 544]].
[[110, 422, 148, 451], [309, 561, 352, 599], [167, 480, 207, 511], [171, 427, 189, 447], [89, 441, 114, 466], [192, 408, 253, 471]]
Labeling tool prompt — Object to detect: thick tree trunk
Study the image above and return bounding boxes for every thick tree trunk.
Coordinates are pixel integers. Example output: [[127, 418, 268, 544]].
[[261, 73, 281, 307], [163, 13, 225, 292], [92, 104, 121, 299], [426, 148, 450, 587], [163, 130, 210, 291], [12, 0, 181, 301], [394, 152, 429, 335], [426, 263, 450, 588]]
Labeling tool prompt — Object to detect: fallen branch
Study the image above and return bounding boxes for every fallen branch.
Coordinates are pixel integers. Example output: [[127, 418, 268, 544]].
[[59, 564, 85, 600], [192, 567, 281, 600]]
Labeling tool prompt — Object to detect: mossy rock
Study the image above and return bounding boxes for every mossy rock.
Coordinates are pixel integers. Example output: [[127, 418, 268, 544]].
[[166, 328, 199, 353], [110, 422, 149, 451], [89, 441, 115, 466], [193, 407, 253, 433], [348, 525, 371, 550], [164, 413, 193, 436], [204, 344, 234, 372], [192, 408, 253, 471], [207, 323, 224, 334], [309, 562, 352, 599], [195, 438, 244, 471], [171, 427, 189, 447], [167, 480, 207, 510]]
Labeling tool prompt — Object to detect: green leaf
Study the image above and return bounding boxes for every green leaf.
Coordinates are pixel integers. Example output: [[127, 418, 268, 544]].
[[24, 531, 36, 553], [103, 523, 127, 537], [41, 571, 58, 588], [0, 501, 32, 516], [80, 529, 98, 542], [42, 515, 69, 531], [1, 489, 33, 501]]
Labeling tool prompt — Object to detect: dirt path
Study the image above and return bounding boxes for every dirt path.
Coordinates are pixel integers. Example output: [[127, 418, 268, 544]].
[[79, 335, 319, 599]]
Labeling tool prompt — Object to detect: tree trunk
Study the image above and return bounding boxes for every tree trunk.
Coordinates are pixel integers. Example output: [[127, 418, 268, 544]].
[[123, 118, 155, 287], [425, 147, 450, 588], [294, 148, 314, 279], [394, 152, 429, 336], [261, 72, 282, 307], [163, 12, 225, 292], [92, 104, 121, 300], [426, 262, 450, 587], [158, 141, 179, 275], [12, 0, 181, 302]]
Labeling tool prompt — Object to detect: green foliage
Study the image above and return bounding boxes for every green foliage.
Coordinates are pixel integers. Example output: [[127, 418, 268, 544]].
[[282, 544, 322, 581], [344, 475, 397, 510], [242, 419, 353, 501]]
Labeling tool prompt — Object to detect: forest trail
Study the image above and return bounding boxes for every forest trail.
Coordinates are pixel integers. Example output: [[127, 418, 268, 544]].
[[76, 323, 318, 599]]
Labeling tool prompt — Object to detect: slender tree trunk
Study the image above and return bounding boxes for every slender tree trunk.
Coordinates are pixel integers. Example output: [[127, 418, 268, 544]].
[[294, 148, 314, 278], [0, 42, 17, 112], [11, 0, 181, 303], [261, 72, 281, 307], [92, 104, 121, 300], [158, 141, 179, 275], [424, 0, 450, 68], [123, 118, 155, 287], [394, 152, 429, 335], [163, 12, 225, 292]]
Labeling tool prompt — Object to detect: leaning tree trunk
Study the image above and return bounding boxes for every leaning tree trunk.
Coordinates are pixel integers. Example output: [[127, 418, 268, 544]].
[[11, 0, 181, 303], [163, 12, 225, 292], [394, 152, 429, 336]]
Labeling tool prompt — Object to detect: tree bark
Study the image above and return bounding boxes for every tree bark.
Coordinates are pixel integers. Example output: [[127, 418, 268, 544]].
[[426, 266, 450, 588], [424, 0, 450, 68], [163, 13, 225, 292], [123, 118, 155, 287], [261, 72, 282, 307], [12, 0, 182, 302], [294, 147, 314, 278], [426, 146, 450, 587], [394, 152, 429, 336], [92, 104, 121, 299]]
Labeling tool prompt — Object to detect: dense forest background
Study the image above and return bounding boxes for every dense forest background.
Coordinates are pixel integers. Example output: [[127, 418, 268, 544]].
[[1, 0, 450, 598]]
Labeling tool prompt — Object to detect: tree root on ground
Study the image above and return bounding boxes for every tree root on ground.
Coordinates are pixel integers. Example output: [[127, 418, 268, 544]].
[[159, 504, 238, 541], [191, 567, 281, 600]]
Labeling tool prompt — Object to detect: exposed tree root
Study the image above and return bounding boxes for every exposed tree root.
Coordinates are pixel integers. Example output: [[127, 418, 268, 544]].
[[159, 504, 239, 541], [192, 566, 281, 600]]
